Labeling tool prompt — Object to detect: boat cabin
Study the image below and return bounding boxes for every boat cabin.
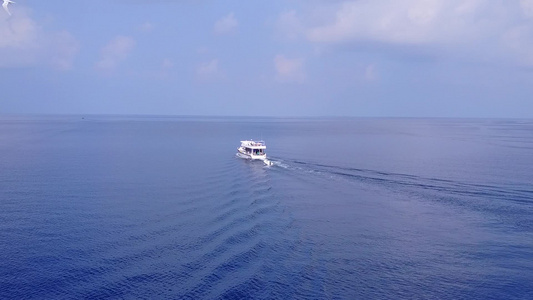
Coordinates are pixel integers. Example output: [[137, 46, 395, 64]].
[[237, 140, 273, 165], [240, 140, 266, 157]]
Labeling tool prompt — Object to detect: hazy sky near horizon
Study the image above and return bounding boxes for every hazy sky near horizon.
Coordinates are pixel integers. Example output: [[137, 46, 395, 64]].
[[1, 0, 533, 117]]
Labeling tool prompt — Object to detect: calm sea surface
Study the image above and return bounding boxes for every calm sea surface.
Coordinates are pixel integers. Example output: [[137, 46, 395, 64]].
[[1, 116, 532, 299]]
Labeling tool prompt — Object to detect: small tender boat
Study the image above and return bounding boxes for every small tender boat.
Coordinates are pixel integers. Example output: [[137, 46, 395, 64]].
[[237, 140, 273, 166]]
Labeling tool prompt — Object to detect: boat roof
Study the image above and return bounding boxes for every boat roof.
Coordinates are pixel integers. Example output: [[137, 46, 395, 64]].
[[240, 140, 266, 149]]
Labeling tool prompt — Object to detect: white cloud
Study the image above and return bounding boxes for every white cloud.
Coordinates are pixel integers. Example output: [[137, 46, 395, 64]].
[[304, 0, 533, 66], [276, 10, 303, 40], [95, 36, 136, 73], [307, 0, 477, 44], [47, 31, 80, 71], [214, 13, 238, 35], [139, 22, 155, 33], [152, 58, 174, 79], [274, 55, 305, 83], [0, 7, 79, 70], [501, 25, 533, 66], [196, 59, 219, 79], [162, 58, 174, 70], [365, 64, 377, 81], [0, 13, 37, 48], [521, 0, 533, 18]]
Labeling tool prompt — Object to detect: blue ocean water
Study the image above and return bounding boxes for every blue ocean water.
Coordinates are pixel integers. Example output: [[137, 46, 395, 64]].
[[0, 115, 532, 299]]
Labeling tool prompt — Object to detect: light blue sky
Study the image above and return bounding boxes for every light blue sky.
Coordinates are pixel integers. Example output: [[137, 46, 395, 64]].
[[1, 0, 533, 117]]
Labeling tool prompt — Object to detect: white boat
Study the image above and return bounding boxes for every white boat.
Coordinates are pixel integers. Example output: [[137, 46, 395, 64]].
[[237, 140, 273, 166]]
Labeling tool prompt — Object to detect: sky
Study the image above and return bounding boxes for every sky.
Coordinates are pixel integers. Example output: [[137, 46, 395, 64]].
[[1, 0, 533, 117]]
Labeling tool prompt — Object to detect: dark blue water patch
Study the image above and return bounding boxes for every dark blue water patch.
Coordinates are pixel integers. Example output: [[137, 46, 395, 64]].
[[216, 276, 266, 299], [1, 116, 532, 299], [284, 159, 533, 233]]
